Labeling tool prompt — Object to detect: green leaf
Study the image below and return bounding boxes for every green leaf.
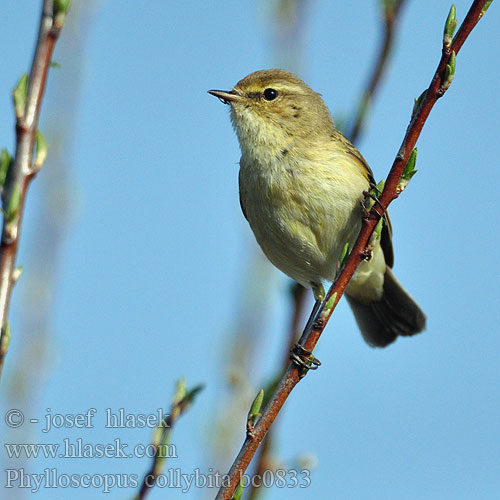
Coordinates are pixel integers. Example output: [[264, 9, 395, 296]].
[[398, 148, 418, 193], [247, 389, 264, 426], [13, 74, 28, 120], [373, 215, 384, 241], [54, 0, 72, 13], [184, 384, 204, 404], [0, 149, 12, 189], [50, 61, 62, 69], [401, 148, 418, 182], [482, 0, 493, 14], [443, 51, 456, 90], [54, 0, 72, 28], [339, 242, 350, 268], [322, 292, 338, 316], [34, 130, 48, 171], [412, 89, 428, 117], [443, 4, 457, 48], [374, 179, 385, 197], [231, 479, 245, 500], [172, 378, 187, 405], [6, 183, 22, 224], [168, 380, 204, 422], [364, 179, 385, 213]]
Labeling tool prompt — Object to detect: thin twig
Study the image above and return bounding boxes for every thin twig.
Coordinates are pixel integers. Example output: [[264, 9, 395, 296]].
[[0, 0, 70, 381], [247, 283, 306, 500], [134, 382, 203, 500], [348, 0, 408, 144], [214, 2, 491, 498]]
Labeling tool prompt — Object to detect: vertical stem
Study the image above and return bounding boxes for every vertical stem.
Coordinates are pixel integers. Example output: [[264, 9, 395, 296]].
[[0, 0, 66, 380]]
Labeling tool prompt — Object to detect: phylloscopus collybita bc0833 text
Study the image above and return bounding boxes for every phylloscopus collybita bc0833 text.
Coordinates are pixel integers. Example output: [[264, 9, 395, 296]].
[[209, 69, 425, 347]]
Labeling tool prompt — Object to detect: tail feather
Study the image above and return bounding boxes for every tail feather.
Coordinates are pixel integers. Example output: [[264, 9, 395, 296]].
[[346, 267, 426, 348]]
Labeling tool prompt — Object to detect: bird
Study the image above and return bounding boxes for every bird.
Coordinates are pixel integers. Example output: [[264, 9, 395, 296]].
[[209, 69, 426, 347]]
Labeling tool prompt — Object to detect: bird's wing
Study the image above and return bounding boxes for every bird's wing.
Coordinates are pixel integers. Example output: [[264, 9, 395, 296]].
[[333, 130, 395, 267], [332, 129, 374, 182], [238, 165, 248, 221]]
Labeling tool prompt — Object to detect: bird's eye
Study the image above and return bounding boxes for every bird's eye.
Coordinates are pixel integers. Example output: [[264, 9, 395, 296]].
[[263, 88, 279, 101]]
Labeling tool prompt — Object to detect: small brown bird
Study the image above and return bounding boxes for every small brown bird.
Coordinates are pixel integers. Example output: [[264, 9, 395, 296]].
[[209, 69, 426, 347]]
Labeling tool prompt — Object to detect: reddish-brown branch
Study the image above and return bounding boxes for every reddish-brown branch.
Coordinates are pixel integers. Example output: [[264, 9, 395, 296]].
[[247, 283, 306, 500], [214, 2, 490, 498], [283, 0, 407, 374], [0, 1, 66, 381], [247, 5, 410, 493]]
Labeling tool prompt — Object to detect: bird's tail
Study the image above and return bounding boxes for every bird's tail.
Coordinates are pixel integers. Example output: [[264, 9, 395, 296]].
[[345, 267, 426, 347]]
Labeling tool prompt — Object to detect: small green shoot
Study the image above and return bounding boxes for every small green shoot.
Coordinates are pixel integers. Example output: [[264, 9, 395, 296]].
[[398, 148, 418, 193], [442, 51, 456, 91], [444, 5, 457, 48], [0, 150, 12, 190], [231, 479, 245, 500], [247, 389, 264, 428], [6, 183, 21, 224], [34, 131, 48, 171], [13, 74, 28, 120]]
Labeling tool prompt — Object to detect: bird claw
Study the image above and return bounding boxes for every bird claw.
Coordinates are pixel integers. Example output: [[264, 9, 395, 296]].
[[290, 344, 321, 377]]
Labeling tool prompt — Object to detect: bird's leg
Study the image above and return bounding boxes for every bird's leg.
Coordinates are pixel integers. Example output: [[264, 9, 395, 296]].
[[290, 285, 323, 376], [306, 283, 325, 331], [303, 298, 321, 333]]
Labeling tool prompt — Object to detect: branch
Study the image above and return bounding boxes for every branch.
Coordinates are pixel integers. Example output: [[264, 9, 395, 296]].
[[0, 0, 71, 381], [246, 283, 306, 500], [248, 4, 411, 493], [133, 381, 204, 500], [214, 2, 491, 498], [348, 0, 408, 144]]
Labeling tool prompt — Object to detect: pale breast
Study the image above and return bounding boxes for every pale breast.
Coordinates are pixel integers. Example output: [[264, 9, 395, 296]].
[[239, 150, 369, 287]]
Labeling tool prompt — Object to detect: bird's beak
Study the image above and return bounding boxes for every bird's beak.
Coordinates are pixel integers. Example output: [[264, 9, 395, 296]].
[[208, 89, 242, 105]]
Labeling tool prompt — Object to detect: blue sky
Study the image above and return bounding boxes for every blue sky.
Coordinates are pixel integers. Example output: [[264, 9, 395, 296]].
[[1, 1, 499, 499]]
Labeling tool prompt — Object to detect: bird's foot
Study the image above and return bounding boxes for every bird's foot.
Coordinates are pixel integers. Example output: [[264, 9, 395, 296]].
[[290, 343, 321, 377]]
